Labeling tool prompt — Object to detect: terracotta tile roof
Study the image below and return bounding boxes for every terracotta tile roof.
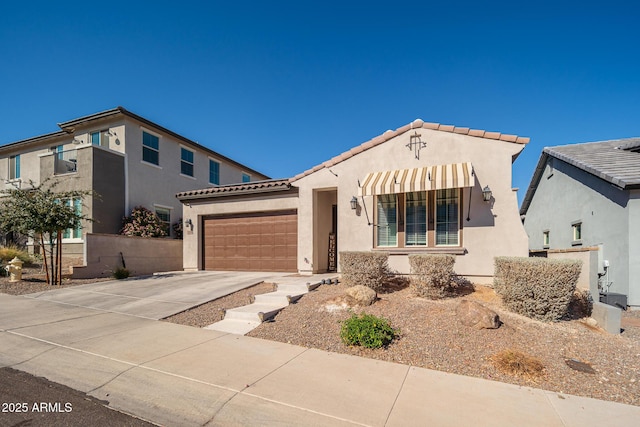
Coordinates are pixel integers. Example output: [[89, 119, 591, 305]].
[[290, 118, 529, 182], [176, 178, 293, 201]]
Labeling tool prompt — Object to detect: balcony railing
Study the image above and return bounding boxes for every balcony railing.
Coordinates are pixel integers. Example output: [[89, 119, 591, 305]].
[[54, 149, 78, 175]]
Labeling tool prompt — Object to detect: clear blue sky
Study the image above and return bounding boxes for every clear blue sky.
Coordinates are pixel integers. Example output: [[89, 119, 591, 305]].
[[2, 1, 638, 205]]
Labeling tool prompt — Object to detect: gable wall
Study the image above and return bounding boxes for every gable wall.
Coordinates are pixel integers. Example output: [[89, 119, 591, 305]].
[[294, 128, 528, 281]]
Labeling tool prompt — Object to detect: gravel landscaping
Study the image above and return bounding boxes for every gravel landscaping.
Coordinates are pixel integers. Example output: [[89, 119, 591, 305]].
[[167, 280, 640, 407], [0, 266, 113, 295]]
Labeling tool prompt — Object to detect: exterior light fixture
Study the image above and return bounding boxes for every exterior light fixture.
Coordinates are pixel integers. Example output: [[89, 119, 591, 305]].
[[185, 218, 193, 227], [482, 185, 492, 202], [350, 196, 359, 210]]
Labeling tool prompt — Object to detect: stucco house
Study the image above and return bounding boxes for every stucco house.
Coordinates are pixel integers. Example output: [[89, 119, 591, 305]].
[[178, 119, 529, 284], [520, 138, 640, 308], [0, 107, 268, 260]]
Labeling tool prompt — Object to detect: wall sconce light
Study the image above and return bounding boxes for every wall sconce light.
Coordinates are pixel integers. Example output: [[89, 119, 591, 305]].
[[106, 130, 117, 137], [350, 196, 359, 210], [184, 218, 193, 227], [482, 185, 492, 202]]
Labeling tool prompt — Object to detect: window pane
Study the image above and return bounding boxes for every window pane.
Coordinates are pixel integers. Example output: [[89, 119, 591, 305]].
[[143, 147, 159, 165], [180, 148, 194, 176], [181, 148, 194, 163], [142, 132, 159, 150], [573, 224, 582, 240], [242, 173, 250, 183], [73, 199, 82, 238], [209, 160, 220, 184], [377, 194, 397, 247], [181, 162, 194, 176], [91, 132, 100, 145], [406, 192, 427, 246], [9, 155, 20, 179], [155, 208, 170, 236], [435, 189, 459, 246]]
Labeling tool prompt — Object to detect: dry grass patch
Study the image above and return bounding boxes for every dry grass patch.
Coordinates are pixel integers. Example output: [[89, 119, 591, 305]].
[[490, 349, 545, 381]]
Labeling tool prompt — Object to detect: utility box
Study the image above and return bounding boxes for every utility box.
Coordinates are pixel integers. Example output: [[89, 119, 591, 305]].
[[599, 292, 627, 310]]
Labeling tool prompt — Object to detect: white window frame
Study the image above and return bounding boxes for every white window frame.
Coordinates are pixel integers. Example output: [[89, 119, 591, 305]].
[[543, 230, 550, 248], [209, 158, 220, 185], [180, 146, 195, 178], [154, 205, 172, 237], [8, 154, 20, 180], [62, 198, 83, 242], [91, 130, 110, 148], [141, 128, 161, 167], [571, 221, 582, 245]]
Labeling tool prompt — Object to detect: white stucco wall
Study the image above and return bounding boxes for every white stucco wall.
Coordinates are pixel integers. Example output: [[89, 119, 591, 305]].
[[293, 127, 528, 282]]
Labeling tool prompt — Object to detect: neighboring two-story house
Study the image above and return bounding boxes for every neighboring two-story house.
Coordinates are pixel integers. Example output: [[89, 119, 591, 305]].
[[0, 107, 268, 260], [520, 139, 640, 308]]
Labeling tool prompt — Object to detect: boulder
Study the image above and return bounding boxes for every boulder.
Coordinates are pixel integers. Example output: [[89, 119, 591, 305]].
[[345, 285, 377, 306], [456, 299, 500, 329]]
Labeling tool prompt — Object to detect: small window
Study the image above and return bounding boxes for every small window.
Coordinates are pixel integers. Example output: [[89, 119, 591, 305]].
[[91, 130, 110, 147], [155, 207, 171, 236], [209, 160, 220, 185], [142, 131, 160, 165], [180, 148, 194, 177], [9, 155, 20, 179], [543, 230, 550, 248], [242, 173, 251, 183], [572, 222, 582, 244]]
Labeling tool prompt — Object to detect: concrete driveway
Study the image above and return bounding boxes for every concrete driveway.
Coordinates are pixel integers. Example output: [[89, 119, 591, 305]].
[[21, 271, 289, 319]]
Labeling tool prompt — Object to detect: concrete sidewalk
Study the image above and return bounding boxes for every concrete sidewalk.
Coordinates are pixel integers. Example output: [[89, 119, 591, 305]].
[[1, 292, 638, 426]]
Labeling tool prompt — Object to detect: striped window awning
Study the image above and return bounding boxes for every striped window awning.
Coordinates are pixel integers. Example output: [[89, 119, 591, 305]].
[[358, 162, 475, 196]]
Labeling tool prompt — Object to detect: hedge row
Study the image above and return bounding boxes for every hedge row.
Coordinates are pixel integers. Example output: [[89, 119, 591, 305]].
[[339, 251, 390, 292], [408, 254, 456, 299], [494, 256, 582, 321]]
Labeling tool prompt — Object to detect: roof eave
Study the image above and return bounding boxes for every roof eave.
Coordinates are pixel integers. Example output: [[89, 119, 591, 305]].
[[0, 130, 69, 153], [176, 180, 294, 202], [519, 151, 549, 216]]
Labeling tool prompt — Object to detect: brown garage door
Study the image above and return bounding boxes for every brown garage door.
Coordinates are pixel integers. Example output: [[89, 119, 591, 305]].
[[203, 210, 297, 272]]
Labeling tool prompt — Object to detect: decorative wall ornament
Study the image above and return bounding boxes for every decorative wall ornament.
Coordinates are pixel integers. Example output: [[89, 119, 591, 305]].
[[406, 131, 427, 159]]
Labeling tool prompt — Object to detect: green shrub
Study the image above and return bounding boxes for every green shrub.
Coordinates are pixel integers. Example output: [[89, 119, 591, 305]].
[[0, 245, 32, 264], [409, 254, 456, 299], [112, 267, 130, 280], [339, 251, 390, 292], [493, 257, 582, 321], [340, 313, 397, 349]]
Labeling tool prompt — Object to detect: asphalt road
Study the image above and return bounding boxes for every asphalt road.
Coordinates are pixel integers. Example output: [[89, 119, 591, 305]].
[[0, 367, 156, 427]]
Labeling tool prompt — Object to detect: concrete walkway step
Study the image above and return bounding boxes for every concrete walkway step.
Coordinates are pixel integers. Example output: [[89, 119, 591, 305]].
[[204, 277, 337, 334], [204, 318, 261, 334], [224, 303, 287, 322]]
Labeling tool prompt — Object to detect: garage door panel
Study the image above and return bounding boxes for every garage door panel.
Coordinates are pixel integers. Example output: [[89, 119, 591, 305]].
[[203, 210, 297, 272]]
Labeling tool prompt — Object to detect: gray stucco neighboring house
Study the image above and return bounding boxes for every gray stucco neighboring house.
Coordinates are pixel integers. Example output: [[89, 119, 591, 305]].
[[520, 138, 640, 308]]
